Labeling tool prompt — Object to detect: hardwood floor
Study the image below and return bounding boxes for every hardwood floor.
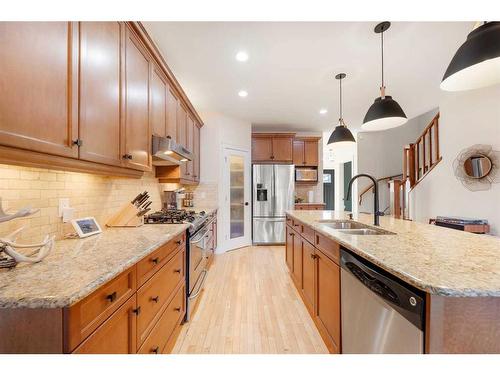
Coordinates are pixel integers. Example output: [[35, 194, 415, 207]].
[[172, 246, 328, 354]]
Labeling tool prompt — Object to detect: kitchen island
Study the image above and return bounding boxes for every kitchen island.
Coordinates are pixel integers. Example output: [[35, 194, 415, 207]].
[[285, 210, 500, 354]]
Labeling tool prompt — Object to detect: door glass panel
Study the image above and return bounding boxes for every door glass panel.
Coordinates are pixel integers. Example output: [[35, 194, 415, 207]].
[[230, 155, 245, 239]]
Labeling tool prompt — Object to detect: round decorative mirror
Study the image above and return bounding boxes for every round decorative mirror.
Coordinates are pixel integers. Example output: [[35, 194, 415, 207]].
[[463, 154, 492, 179], [453, 144, 500, 191]]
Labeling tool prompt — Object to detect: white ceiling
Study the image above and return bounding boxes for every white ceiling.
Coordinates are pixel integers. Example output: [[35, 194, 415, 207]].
[[144, 22, 471, 132]]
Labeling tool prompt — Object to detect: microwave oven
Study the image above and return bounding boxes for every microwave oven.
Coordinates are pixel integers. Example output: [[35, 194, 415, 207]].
[[295, 168, 318, 182]]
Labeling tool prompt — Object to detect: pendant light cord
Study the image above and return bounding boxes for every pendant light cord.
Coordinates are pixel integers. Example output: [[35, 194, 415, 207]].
[[339, 76, 343, 120], [381, 29, 385, 88]]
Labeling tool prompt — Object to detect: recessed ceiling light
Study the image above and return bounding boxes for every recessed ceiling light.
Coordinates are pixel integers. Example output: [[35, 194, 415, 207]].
[[235, 51, 249, 62], [319, 108, 328, 115], [238, 90, 248, 98]]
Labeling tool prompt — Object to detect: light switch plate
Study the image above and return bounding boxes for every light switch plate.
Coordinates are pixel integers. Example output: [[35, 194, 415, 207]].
[[58, 198, 70, 217]]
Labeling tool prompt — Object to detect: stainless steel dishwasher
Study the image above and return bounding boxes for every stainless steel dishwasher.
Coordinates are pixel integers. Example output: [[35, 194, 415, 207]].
[[340, 249, 425, 354]]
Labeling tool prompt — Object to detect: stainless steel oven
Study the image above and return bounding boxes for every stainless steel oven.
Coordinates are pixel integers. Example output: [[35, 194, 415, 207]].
[[186, 215, 215, 321]]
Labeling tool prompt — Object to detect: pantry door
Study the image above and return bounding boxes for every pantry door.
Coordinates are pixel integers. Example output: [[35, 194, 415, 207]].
[[222, 146, 251, 251]]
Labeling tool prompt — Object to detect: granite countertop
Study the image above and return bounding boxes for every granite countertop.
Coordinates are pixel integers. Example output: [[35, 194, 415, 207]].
[[0, 224, 189, 309], [286, 210, 500, 297]]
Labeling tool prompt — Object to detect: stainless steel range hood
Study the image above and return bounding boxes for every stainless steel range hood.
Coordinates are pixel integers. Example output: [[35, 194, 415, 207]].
[[152, 135, 193, 166]]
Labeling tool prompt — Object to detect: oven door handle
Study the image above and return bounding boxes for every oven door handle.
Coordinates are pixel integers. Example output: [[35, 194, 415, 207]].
[[189, 269, 208, 300], [190, 229, 209, 244]]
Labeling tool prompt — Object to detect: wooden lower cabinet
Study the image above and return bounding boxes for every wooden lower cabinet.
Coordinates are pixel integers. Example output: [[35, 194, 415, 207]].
[[292, 229, 303, 287], [285, 225, 294, 272], [73, 295, 137, 354], [315, 250, 341, 354], [138, 283, 186, 354], [285, 215, 341, 353], [301, 240, 315, 314]]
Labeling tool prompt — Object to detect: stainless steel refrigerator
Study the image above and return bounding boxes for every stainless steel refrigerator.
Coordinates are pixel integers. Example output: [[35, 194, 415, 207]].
[[252, 164, 295, 244]]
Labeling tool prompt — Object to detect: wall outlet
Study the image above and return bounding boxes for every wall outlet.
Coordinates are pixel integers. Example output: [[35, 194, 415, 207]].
[[58, 198, 70, 218]]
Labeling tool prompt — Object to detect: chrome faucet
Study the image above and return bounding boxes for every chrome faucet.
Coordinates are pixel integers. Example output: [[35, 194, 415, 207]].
[[346, 174, 382, 226]]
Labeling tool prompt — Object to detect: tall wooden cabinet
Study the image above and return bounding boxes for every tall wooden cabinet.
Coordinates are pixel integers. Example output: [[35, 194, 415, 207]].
[[123, 27, 152, 172], [0, 22, 79, 158], [79, 21, 123, 167]]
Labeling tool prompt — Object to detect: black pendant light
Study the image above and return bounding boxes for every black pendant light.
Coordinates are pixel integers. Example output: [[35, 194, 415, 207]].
[[362, 22, 407, 131], [441, 22, 500, 91], [327, 73, 356, 150]]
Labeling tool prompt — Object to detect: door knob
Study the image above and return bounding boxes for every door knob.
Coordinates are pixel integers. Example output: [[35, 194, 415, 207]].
[[244, 202, 249, 206]]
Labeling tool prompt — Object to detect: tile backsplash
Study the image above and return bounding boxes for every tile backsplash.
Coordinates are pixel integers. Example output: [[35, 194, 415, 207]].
[[0, 164, 163, 242]]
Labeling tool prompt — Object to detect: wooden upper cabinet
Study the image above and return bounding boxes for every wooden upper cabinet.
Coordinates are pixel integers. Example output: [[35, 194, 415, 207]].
[[252, 133, 294, 163], [293, 137, 320, 166], [123, 26, 152, 171], [79, 21, 123, 166], [293, 140, 304, 165], [315, 250, 341, 354], [0, 22, 78, 158], [185, 115, 194, 179], [166, 86, 179, 141], [150, 64, 168, 138], [252, 136, 273, 162], [193, 123, 201, 182], [272, 136, 293, 162]]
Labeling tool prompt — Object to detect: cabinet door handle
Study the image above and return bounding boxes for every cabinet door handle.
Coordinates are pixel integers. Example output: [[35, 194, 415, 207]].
[[289, 233, 294, 236], [132, 306, 141, 315], [106, 291, 117, 302], [310, 254, 318, 259], [175, 240, 182, 245], [174, 307, 181, 312], [151, 257, 159, 264], [174, 268, 182, 274], [151, 346, 160, 354], [122, 154, 132, 160], [151, 296, 159, 303]]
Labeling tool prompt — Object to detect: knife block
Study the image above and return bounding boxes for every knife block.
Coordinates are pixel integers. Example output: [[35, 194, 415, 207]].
[[106, 203, 144, 227]]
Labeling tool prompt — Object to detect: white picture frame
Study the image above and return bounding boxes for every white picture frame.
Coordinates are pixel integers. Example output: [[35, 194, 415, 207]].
[[71, 217, 102, 238]]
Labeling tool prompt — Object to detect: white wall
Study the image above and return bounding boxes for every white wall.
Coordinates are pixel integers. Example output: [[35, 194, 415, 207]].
[[356, 108, 438, 214], [409, 85, 500, 235], [322, 131, 357, 212], [200, 112, 252, 251]]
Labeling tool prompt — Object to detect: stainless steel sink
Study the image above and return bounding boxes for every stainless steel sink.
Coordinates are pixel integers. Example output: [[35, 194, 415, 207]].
[[336, 228, 395, 235], [318, 221, 368, 230]]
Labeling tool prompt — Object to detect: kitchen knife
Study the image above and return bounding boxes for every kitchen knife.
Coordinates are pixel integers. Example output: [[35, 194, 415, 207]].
[[141, 201, 152, 210], [137, 208, 151, 217], [137, 193, 149, 206], [131, 192, 144, 205]]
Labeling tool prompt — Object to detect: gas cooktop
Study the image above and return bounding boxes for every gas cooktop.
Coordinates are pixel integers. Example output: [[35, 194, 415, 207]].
[[144, 209, 207, 232]]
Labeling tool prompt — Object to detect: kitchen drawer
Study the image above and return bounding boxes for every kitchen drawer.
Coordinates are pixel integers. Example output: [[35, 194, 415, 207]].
[[72, 295, 137, 354], [65, 266, 136, 352], [314, 231, 340, 265], [291, 219, 302, 231], [301, 223, 315, 245], [137, 232, 186, 287], [137, 283, 186, 354], [136, 247, 185, 345]]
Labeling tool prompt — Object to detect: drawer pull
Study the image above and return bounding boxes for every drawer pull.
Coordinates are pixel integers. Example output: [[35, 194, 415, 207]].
[[174, 268, 182, 274], [151, 296, 159, 303], [132, 306, 141, 315], [106, 291, 117, 302], [310, 254, 318, 259], [151, 346, 160, 354], [175, 240, 182, 245], [151, 257, 159, 265], [174, 307, 181, 312]]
